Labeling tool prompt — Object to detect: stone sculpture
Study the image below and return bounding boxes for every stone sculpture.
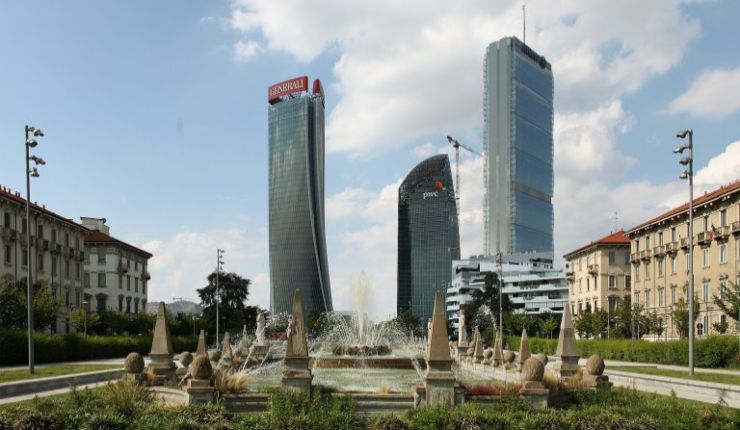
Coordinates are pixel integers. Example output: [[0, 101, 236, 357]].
[[185, 355, 215, 404], [147, 302, 176, 384], [554, 305, 579, 381], [281, 289, 312, 391], [583, 354, 611, 391], [123, 352, 145, 384], [517, 328, 531, 368], [422, 290, 458, 407]]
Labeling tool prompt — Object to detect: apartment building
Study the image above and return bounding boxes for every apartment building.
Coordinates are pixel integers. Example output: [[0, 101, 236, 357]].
[[563, 231, 632, 316], [81, 217, 151, 314], [626, 181, 740, 338], [1, 185, 87, 334]]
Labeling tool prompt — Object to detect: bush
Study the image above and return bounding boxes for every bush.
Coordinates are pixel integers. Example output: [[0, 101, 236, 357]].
[[0, 329, 198, 366], [505, 335, 740, 368]]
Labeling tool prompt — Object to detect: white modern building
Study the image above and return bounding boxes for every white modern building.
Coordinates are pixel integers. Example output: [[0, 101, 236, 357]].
[[446, 252, 568, 327], [81, 217, 151, 314]]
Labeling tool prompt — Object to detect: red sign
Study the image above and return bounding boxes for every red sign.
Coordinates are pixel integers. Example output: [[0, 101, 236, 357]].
[[268, 76, 309, 102]]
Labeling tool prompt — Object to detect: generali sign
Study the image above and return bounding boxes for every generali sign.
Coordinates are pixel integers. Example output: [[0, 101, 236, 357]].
[[268, 76, 309, 102]]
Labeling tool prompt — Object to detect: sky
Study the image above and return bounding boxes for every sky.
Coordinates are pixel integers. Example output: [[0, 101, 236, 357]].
[[1, 0, 739, 321]]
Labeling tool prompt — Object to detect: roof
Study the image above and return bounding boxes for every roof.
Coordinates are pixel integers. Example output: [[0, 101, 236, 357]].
[[0, 185, 87, 231], [85, 230, 152, 258], [399, 154, 451, 195], [563, 230, 630, 260], [626, 180, 740, 235]]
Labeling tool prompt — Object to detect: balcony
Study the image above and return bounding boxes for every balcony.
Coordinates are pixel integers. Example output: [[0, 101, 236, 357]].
[[587, 264, 599, 275], [714, 226, 730, 241], [696, 232, 711, 246], [680, 237, 690, 250], [0, 227, 17, 242], [42, 239, 49, 251], [144, 271, 151, 280], [51, 243, 62, 254], [665, 241, 678, 255], [653, 245, 666, 257], [118, 261, 130, 273], [630, 252, 640, 264], [732, 221, 740, 235], [640, 250, 652, 261], [20, 234, 28, 247], [79, 251, 85, 262]]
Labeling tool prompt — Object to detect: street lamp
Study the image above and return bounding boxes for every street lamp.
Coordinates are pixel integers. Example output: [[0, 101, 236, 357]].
[[216, 249, 224, 342], [675, 128, 695, 375], [25, 125, 45, 374]]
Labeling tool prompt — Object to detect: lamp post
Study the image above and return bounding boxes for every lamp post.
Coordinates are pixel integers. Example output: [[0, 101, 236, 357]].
[[216, 249, 224, 342], [496, 252, 503, 338], [25, 125, 45, 374], [674, 128, 694, 375]]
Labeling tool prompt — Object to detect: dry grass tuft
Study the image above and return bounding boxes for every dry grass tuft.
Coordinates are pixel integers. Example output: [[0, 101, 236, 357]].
[[213, 369, 251, 394], [377, 381, 392, 394]]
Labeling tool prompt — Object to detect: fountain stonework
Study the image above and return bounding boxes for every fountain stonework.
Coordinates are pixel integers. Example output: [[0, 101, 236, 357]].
[[554, 304, 580, 381], [456, 313, 470, 358], [147, 302, 177, 384], [281, 289, 313, 391], [249, 310, 269, 363], [418, 290, 461, 407]]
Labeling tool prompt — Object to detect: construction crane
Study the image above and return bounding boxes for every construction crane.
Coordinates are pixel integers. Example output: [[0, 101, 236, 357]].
[[446, 135, 481, 219]]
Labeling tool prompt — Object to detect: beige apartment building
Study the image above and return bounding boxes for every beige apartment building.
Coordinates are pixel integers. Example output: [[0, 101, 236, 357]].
[[564, 231, 632, 316], [1, 185, 87, 334], [81, 217, 151, 314], [626, 181, 740, 339]]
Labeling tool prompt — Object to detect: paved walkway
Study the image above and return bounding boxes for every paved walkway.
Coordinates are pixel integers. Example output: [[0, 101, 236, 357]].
[[0, 357, 142, 372], [576, 357, 740, 376], [0, 381, 111, 405]]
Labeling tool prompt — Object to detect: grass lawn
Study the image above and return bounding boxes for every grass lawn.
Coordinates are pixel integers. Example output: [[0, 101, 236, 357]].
[[0, 364, 120, 384], [609, 366, 740, 386]]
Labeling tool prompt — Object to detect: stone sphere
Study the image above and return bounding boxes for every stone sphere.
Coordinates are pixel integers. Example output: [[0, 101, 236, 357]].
[[208, 350, 221, 362], [503, 349, 515, 363], [586, 354, 605, 376], [483, 348, 493, 360], [191, 355, 213, 380], [123, 352, 144, 374], [534, 353, 548, 365], [520, 357, 545, 382], [179, 352, 193, 367]]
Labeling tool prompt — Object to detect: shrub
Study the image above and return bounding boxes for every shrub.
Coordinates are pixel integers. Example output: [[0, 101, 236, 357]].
[[0, 329, 197, 366], [84, 413, 129, 430], [369, 414, 410, 430]]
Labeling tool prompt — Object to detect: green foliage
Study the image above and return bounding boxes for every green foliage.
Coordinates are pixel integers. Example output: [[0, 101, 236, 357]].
[[505, 334, 740, 368], [463, 271, 512, 335], [392, 310, 422, 337], [0, 275, 59, 331], [671, 297, 700, 339], [0, 328, 197, 366], [539, 314, 559, 339], [712, 321, 729, 334], [68, 309, 101, 334], [713, 281, 740, 324], [198, 271, 262, 335]]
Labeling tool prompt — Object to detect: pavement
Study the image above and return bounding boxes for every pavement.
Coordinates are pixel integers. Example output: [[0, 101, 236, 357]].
[[0, 381, 111, 406], [0, 358, 130, 372]]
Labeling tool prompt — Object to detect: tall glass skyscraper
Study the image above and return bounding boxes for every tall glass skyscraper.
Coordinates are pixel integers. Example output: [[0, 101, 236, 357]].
[[484, 36, 554, 255], [268, 77, 332, 317], [397, 154, 460, 323]]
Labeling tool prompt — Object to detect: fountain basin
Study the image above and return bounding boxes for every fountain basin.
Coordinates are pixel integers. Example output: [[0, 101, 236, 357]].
[[312, 356, 426, 369]]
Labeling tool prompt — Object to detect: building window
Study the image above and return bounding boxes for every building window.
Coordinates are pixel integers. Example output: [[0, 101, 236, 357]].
[[671, 285, 676, 305], [37, 225, 43, 239], [719, 243, 727, 264], [64, 260, 69, 279], [702, 248, 709, 267], [719, 279, 727, 299], [609, 251, 616, 265], [625, 275, 631, 290], [635, 265, 640, 281], [586, 277, 590, 291], [658, 259, 664, 277], [636, 239, 640, 252], [21, 218, 27, 233], [697, 323, 704, 336], [702, 281, 709, 302], [645, 290, 651, 308], [142, 282, 146, 295], [126, 276, 131, 291], [98, 252, 106, 264], [702, 216, 708, 232], [671, 227, 676, 242], [75, 263, 80, 280], [22, 248, 27, 266], [84, 273, 90, 288], [51, 229, 57, 244], [658, 232, 663, 246], [645, 262, 651, 280], [608, 275, 616, 289], [670, 256, 676, 274], [720, 209, 727, 227], [646, 236, 651, 249], [624, 251, 629, 264], [75, 237, 79, 250], [65, 233, 69, 247], [37, 253, 43, 272], [135, 278, 138, 293], [52, 256, 57, 276], [118, 296, 123, 312], [658, 288, 665, 307], [3, 246, 10, 264], [634, 292, 640, 305], [3, 212, 9, 228], [98, 273, 106, 288]]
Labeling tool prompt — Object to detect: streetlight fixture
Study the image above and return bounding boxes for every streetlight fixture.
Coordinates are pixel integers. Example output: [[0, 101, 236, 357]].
[[674, 128, 695, 375], [25, 124, 45, 374], [216, 249, 224, 342]]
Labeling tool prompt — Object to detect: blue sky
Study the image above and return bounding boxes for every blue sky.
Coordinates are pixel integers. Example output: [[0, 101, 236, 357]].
[[1, 1, 739, 319]]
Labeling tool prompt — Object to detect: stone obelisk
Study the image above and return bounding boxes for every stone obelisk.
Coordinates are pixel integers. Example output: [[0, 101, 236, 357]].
[[517, 328, 531, 369], [148, 302, 176, 384], [423, 290, 457, 406], [555, 304, 579, 380], [281, 289, 312, 391], [195, 329, 207, 356]]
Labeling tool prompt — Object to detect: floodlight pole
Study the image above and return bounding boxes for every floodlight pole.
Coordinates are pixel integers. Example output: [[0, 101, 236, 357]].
[[686, 130, 695, 376], [25, 125, 34, 374]]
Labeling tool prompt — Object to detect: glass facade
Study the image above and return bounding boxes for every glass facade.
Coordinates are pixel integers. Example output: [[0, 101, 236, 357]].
[[484, 36, 554, 254], [268, 90, 332, 318], [397, 154, 460, 323]]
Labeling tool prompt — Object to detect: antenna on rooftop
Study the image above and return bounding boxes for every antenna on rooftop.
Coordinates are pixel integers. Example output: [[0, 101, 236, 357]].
[[522, 3, 526, 44]]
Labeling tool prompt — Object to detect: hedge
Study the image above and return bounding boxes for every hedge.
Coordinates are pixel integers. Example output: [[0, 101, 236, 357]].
[[0, 329, 198, 366], [503, 335, 740, 368]]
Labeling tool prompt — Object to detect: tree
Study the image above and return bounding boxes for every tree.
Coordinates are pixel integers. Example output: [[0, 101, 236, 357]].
[[69, 309, 100, 334], [591, 308, 609, 338], [0, 275, 25, 327], [671, 297, 699, 339], [463, 271, 511, 335], [539, 314, 558, 339], [713, 281, 740, 324], [712, 320, 729, 334], [197, 271, 261, 335], [392, 309, 422, 337], [0, 275, 58, 330], [574, 306, 594, 338]]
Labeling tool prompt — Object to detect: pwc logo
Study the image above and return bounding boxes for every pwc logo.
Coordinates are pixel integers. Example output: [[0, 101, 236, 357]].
[[423, 191, 439, 200]]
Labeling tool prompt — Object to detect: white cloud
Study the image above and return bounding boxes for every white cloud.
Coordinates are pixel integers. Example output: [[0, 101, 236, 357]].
[[229, 0, 699, 157], [666, 67, 740, 118], [234, 40, 261, 62], [412, 142, 436, 158], [142, 227, 270, 309]]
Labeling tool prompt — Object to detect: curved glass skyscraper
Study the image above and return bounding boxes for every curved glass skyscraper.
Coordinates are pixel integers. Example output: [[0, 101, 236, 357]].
[[268, 77, 332, 317], [484, 36, 554, 255], [397, 154, 460, 323]]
